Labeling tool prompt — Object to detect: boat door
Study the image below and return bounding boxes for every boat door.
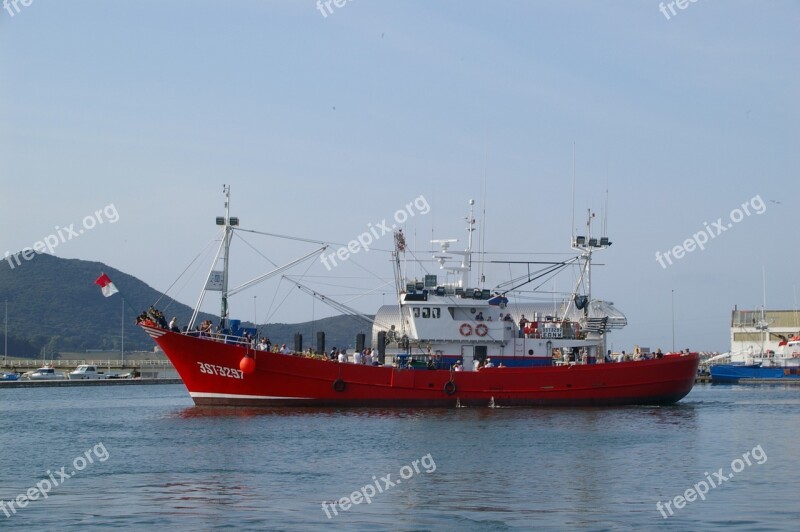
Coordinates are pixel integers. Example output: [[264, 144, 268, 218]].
[[461, 345, 474, 371], [475, 345, 488, 365]]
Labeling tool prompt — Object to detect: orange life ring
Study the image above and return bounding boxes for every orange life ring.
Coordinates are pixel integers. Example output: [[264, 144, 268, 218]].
[[459, 323, 473, 336], [475, 323, 488, 337]]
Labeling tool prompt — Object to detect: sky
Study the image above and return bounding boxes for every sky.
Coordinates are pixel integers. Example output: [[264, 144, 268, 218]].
[[1, 1, 798, 352]]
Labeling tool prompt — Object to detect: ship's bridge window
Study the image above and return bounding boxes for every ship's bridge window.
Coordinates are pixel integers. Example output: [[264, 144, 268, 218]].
[[422, 308, 430, 318], [432, 308, 440, 318], [413, 308, 420, 318]]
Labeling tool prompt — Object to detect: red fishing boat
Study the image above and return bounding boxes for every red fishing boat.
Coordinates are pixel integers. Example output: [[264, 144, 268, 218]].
[[140, 187, 698, 407]]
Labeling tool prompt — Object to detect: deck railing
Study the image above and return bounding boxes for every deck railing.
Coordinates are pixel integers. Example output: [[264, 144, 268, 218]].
[[184, 330, 253, 347]]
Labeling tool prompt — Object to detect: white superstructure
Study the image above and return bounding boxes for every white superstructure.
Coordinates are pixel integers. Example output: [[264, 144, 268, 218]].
[[372, 201, 627, 370]]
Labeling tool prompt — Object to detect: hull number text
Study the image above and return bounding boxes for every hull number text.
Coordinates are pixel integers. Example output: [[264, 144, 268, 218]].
[[197, 362, 243, 379]]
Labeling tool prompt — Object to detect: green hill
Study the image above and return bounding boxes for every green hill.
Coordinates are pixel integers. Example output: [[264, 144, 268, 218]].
[[0, 252, 371, 358]]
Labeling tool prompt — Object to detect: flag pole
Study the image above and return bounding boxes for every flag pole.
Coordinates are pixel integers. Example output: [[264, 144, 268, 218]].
[[4, 300, 7, 368]]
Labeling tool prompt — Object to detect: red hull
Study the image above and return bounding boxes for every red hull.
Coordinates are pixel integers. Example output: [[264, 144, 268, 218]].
[[143, 325, 699, 407]]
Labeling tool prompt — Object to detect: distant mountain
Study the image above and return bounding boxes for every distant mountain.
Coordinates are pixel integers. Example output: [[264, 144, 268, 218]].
[[0, 252, 370, 358]]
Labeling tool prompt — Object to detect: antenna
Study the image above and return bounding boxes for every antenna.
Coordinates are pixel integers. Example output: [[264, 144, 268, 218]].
[[762, 266, 767, 323], [467, 199, 475, 288], [413, 226, 417, 281], [761, 266, 767, 354], [479, 154, 488, 287], [571, 142, 576, 242]]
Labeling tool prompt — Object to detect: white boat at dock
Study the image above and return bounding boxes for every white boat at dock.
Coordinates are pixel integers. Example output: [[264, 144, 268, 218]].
[[67, 364, 118, 380], [23, 366, 67, 381]]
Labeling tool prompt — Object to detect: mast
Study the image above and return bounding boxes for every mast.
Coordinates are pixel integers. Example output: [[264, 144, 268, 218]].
[[568, 209, 611, 318], [577, 209, 595, 303], [760, 267, 767, 354], [586, 209, 592, 302], [187, 186, 318, 331], [393, 229, 408, 343], [218, 185, 239, 330], [465, 199, 475, 289]]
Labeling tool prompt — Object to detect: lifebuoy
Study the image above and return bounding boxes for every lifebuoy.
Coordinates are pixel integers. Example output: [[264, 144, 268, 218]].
[[444, 380, 457, 395], [459, 323, 473, 336], [332, 379, 346, 392], [475, 324, 488, 337]]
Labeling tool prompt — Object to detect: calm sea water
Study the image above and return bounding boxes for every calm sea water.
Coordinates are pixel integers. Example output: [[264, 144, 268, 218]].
[[1, 383, 798, 531]]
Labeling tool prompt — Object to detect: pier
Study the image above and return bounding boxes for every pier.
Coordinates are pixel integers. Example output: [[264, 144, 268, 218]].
[[738, 378, 800, 385], [1, 356, 181, 385], [0, 378, 183, 388], [1, 357, 174, 371]]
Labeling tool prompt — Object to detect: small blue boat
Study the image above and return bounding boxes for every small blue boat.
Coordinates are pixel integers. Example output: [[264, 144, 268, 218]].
[[1, 372, 19, 381], [710, 337, 800, 383], [710, 363, 800, 383]]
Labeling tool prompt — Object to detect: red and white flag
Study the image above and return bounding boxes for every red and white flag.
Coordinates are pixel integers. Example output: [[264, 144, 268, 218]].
[[94, 273, 119, 297]]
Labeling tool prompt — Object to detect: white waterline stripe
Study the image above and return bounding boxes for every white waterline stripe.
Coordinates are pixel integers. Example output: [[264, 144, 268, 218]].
[[189, 392, 314, 400]]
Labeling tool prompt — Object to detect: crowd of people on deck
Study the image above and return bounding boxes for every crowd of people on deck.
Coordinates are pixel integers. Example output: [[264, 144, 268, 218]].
[[603, 346, 671, 362], [332, 347, 381, 366], [135, 307, 188, 334], [135, 306, 169, 329], [449, 358, 505, 371], [254, 340, 387, 366]]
